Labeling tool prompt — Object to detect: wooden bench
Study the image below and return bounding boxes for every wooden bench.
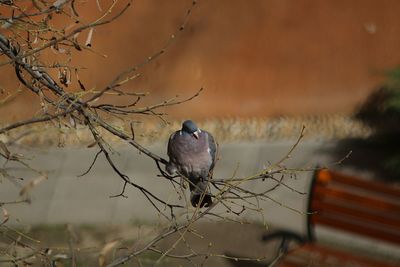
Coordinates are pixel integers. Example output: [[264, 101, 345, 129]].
[[263, 169, 400, 267]]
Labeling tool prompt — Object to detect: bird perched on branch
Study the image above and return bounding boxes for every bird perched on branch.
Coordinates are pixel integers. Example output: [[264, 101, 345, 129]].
[[167, 120, 217, 208]]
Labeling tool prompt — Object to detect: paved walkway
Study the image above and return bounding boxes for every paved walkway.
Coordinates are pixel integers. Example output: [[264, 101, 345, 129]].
[[1, 140, 334, 228]]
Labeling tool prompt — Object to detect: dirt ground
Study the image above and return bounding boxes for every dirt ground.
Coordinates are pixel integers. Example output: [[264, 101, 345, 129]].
[[0, 222, 280, 266], [2, 222, 399, 267]]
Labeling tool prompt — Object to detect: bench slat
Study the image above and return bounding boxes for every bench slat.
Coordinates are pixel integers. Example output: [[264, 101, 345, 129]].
[[312, 200, 400, 228], [312, 215, 400, 244], [280, 243, 400, 267], [318, 169, 400, 198], [314, 186, 400, 213]]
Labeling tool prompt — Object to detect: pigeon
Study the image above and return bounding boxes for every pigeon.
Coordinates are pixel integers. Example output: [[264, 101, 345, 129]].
[[167, 120, 217, 207]]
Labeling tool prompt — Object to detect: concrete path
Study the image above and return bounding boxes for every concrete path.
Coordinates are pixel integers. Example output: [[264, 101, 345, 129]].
[[1, 140, 336, 229]]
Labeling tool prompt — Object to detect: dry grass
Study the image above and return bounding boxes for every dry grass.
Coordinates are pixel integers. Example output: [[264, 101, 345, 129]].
[[0, 115, 373, 147]]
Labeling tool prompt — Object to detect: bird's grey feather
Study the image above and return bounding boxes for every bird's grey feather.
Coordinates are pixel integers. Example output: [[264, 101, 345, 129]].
[[167, 124, 216, 207]]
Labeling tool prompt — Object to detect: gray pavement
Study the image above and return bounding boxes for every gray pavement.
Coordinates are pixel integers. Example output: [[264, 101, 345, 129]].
[[1, 140, 335, 229]]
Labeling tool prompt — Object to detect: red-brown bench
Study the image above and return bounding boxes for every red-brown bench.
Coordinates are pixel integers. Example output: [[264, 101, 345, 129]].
[[263, 169, 400, 267]]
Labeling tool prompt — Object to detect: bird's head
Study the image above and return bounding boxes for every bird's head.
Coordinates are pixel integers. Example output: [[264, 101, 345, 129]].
[[182, 120, 201, 139]]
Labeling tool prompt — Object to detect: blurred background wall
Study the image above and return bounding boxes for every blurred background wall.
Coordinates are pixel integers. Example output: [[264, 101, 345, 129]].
[[1, 0, 400, 122]]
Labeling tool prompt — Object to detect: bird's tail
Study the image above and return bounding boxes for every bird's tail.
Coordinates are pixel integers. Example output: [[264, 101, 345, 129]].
[[189, 180, 212, 208]]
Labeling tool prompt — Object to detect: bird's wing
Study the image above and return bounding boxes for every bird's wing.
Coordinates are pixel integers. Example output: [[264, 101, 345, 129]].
[[167, 131, 178, 157], [206, 131, 217, 170]]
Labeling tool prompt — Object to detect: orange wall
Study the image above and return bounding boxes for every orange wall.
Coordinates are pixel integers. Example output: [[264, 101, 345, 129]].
[[1, 0, 400, 122]]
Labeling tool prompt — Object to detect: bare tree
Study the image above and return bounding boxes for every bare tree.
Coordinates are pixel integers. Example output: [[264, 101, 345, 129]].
[[0, 1, 308, 266]]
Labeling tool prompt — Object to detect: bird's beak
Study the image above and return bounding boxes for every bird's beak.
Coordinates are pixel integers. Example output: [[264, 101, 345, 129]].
[[193, 131, 199, 139]]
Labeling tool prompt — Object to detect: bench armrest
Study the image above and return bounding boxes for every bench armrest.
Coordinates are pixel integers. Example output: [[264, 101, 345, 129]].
[[262, 230, 306, 254]]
